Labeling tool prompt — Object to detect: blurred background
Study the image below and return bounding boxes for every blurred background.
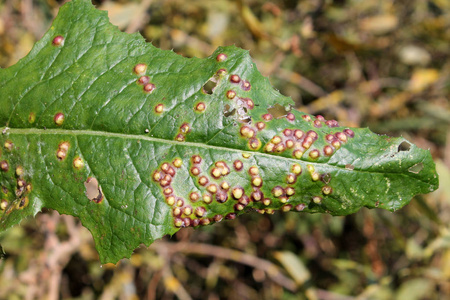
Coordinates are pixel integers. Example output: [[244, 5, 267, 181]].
[[0, 0, 449, 299]]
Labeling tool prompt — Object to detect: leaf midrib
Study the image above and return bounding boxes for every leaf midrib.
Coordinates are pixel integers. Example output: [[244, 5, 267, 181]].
[[1, 126, 423, 179]]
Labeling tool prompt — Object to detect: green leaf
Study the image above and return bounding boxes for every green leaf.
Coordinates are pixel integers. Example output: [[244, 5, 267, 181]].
[[0, 0, 439, 263]]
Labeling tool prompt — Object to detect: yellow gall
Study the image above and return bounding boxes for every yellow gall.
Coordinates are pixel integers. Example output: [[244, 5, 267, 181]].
[[174, 218, 183, 227], [252, 176, 262, 187], [180, 123, 190, 134], [207, 184, 218, 194], [176, 198, 184, 207], [292, 164, 302, 175], [248, 138, 261, 150], [183, 206, 193, 216], [15, 166, 24, 177], [226, 90, 236, 99], [175, 134, 185, 142], [134, 63, 147, 75], [198, 176, 209, 186], [265, 143, 275, 152], [232, 187, 244, 199], [195, 207, 206, 217], [56, 150, 66, 160], [286, 140, 294, 149], [242, 153, 251, 159], [331, 140, 341, 149], [309, 149, 320, 159], [286, 174, 297, 184], [190, 192, 200, 202], [256, 122, 265, 130], [307, 164, 315, 173], [220, 181, 230, 190], [234, 203, 245, 211], [73, 157, 85, 170], [164, 187, 173, 195], [0, 199, 7, 210], [322, 186, 333, 195], [233, 160, 243, 171], [152, 172, 161, 182], [203, 193, 212, 204], [275, 144, 285, 153], [172, 158, 182, 168], [155, 104, 164, 114], [323, 145, 334, 156], [249, 166, 259, 176], [311, 172, 320, 181], [195, 102, 206, 112], [241, 80, 251, 91], [161, 163, 170, 172], [272, 136, 282, 144], [302, 137, 313, 149], [282, 204, 292, 212], [307, 130, 318, 139], [251, 191, 262, 201], [286, 187, 295, 196], [220, 166, 230, 176], [272, 186, 284, 198], [293, 149, 303, 159], [190, 167, 200, 176], [279, 196, 288, 203], [4, 140, 13, 151], [211, 168, 221, 179], [191, 155, 202, 164], [166, 196, 175, 206], [240, 126, 254, 138], [312, 196, 322, 204], [294, 130, 304, 140], [263, 198, 271, 206], [335, 132, 347, 142]]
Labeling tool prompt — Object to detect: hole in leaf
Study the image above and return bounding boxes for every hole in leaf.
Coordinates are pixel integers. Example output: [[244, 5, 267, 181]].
[[321, 173, 331, 184], [202, 78, 217, 94], [267, 103, 291, 118], [224, 104, 236, 117], [408, 163, 423, 174], [398, 141, 411, 152]]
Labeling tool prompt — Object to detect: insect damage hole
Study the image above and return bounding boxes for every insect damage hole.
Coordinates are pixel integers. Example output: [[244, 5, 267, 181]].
[[398, 141, 411, 152], [408, 163, 424, 174], [84, 177, 103, 203], [202, 78, 218, 94], [267, 103, 291, 119], [223, 104, 236, 117]]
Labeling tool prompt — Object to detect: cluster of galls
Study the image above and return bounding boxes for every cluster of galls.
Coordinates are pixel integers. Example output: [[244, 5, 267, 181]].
[[225, 72, 254, 124], [134, 63, 158, 98], [152, 155, 240, 228], [56, 141, 70, 160], [175, 123, 191, 142], [153, 152, 334, 228], [260, 114, 355, 160], [1, 141, 32, 214], [264, 128, 319, 160]]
